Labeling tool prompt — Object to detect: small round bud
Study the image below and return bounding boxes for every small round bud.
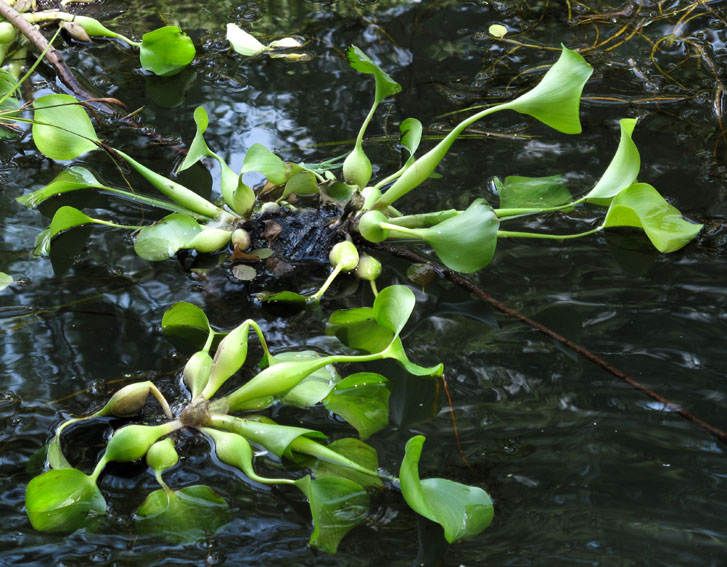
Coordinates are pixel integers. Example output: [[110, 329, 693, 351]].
[[0, 22, 17, 45], [61, 22, 92, 43], [358, 210, 390, 243], [355, 254, 382, 281], [260, 202, 280, 215], [146, 438, 179, 472], [105, 424, 172, 463], [329, 241, 359, 272], [230, 228, 251, 251]]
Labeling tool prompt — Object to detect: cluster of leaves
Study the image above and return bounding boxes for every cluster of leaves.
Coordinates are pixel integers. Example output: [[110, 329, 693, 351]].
[[12, 44, 702, 282], [26, 286, 493, 551]]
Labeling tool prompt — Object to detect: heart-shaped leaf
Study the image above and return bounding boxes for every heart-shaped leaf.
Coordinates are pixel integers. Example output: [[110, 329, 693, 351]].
[[326, 307, 394, 354], [373, 285, 415, 337], [17, 167, 108, 208], [294, 475, 369, 553], [412, 199, 499, 273], [499, 45, 593, 134], [140, 26, 196, 76], [26, 468, 107, 533], [281, 167, 318, 199], [133, 213, 203, 261], [495, 174, 571, 210], [135, 485, 229, 543], [400, 436, 494, 543], [256, 290, 310, 304], [603, 183, 702, 252], [33, 94, 99, 160], [162, 301, 211, 344], [240, 143, 287, 185], [585, 118, 640, 205], [323, 373, 390, 439], [49, 206, 99, 239]]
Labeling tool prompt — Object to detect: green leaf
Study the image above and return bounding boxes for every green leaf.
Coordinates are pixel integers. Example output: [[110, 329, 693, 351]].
[[49, 206, 98, 239], [177, 106, 213, 172], [326, 307, 394, 354], [47, 436, 71, 469], [373, 284, 415, 337], [585, 118, 641, 205], [323, 373, 390, 439], [385, 338, 444, 377], [400, 117, 423, 165], [133, 213, 203, 261], [0, 272, 13, 292], [400, 436, 494, 543], [294, 475, 369, 553], [411, 199, 500, 273], [140, 26, 196, 77], [495, 174, 571, 209], [240, 143, 288, 185], [33, 94, 99, 160], [499, 45, 593, 134], [256, 290, 310, 304], [603, 183, 703, 252], [274, 351, 341, 408], [26, 468, 107, 533], [309, 438, 383, 488], [226, 23, 267, 56], [281, 168, 318, 199], [346, 46, 401, 103], [135, 485, 229, 543], [162, 301, 212, 343]]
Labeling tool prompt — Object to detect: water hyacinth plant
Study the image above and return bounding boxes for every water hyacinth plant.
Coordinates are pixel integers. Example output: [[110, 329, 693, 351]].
[[14, 44, 702, 278], [26, 286, 494, 550]]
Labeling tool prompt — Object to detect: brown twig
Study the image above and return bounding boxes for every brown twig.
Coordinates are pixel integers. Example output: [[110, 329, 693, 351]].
[[0, 0, 120, 113], [377, 243, 727, 445]]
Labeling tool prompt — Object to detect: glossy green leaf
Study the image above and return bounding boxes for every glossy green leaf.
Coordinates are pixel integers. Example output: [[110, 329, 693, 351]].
[[240, 144, 287, 185], [346, 46, 401, 102], [499, 45, 593, 134], [26, 468, 106, 533], [49, 206, 98, 239], [400, 436, 494, 543], [47, 436, 71, 469], [585, 118, 641, 205], [256, 290, 310, 304], [0, 272, 13, 292], [413, 199, 499, 273], [274, 351, 341, 408], [281, 168, 318, 199], [373, 285, 415, 337], [135, 485, 229, 543], [309, 438, 382, 488], [33, 94, 99, 160], [400, 117, 423, 165], [133, 213, 202, 261], [323, 373, 390, 440], [162, 301, 211, 341], [226, 23, 266, 56], [294, 475, 369, 553], [385, 337, 444, 377], [603, 183, 703, 252], [327, 307, 394, 354], [140, 26, 196, 77], [495, 174, 571, 209]]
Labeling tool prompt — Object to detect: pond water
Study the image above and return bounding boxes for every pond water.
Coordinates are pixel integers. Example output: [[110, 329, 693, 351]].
[[1, 1, 726, 565]]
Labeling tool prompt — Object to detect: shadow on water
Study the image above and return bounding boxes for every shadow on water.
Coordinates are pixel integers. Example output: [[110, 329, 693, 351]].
[[1, 0, 726, 565]]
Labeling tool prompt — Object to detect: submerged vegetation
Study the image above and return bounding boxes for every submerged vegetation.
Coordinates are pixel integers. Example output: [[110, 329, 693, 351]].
[[1, 0, 718, 558]]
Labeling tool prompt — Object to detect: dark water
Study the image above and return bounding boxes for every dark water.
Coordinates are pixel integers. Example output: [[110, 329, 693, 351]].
[[1, 1, 727, 565]]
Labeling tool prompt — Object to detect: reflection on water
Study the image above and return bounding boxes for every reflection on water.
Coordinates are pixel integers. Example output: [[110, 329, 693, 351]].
[[1, 1, 726, 565]]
